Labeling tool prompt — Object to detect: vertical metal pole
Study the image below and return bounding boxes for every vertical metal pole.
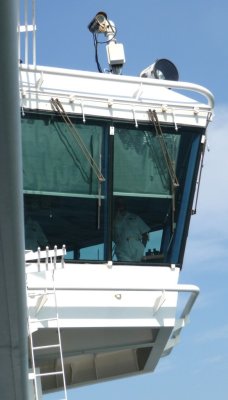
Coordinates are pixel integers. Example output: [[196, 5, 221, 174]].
[[17, 0, 21, 62], [0, 1, 28, 399], [32, 0, 36, 66], [24, 0, 29, 65]]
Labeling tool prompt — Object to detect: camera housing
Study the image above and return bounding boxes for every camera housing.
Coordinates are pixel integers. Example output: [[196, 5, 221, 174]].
[[88, 11, 108, 33]]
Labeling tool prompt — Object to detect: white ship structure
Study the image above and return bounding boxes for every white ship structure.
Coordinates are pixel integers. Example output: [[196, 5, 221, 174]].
[[0, 3, 214, 400]]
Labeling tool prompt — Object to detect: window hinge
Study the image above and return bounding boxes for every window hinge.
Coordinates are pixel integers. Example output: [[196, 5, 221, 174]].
[[201, 134, 206, 144], [110, 126, 115, 135]]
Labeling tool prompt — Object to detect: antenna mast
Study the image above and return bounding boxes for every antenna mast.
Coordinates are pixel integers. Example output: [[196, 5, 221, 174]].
[[18, 0, 37, 66]]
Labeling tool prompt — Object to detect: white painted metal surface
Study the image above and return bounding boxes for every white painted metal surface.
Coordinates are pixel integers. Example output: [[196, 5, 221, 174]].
[[21, 60, 214, 394], [0, 1, 215, 398], [25, 256, 199, 392], [19, 65, 214, 128], [18, 3, 215, 397]]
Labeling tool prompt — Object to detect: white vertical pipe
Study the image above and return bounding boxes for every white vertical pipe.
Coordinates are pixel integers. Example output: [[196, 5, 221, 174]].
[[32, 0, 36, 66], [17, 0, 21, 62], [24, 0, 28, 64]]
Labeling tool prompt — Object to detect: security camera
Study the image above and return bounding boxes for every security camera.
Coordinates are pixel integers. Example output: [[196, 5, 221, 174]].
[[88, 11, 125, 75], [88, 11, 108, 33]]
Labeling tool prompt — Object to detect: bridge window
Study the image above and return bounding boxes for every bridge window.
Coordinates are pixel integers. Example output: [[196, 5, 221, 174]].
[[112, 125, 180, 263], [22, 112, 108, 259], [22, 111, 202, 265]]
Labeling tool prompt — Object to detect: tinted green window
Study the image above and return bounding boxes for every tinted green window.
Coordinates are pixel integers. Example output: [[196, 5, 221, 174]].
[[22, 113, 107, 260], [112, 126, 180, 263], [113, 127, 180, 196], [22, 117, 103, 195], [22, 111, 202, 265]]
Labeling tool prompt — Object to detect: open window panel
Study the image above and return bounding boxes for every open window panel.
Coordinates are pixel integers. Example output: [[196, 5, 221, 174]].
[[22, 110, 204, 266]]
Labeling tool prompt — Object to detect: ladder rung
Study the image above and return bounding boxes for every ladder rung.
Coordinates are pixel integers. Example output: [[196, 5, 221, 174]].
[[27, 262, 67, 399], [28, 291, 55, 297], [29, 317, 58, 323], [36, 371, 64, 377], [33, 344, 60, 350]]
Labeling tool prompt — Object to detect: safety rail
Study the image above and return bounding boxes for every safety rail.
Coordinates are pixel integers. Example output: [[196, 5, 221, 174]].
[[19, 64, 214, 109], [25, 245, 66, 272], [27, 283, 199, 325], [27, 282, 199, 356]]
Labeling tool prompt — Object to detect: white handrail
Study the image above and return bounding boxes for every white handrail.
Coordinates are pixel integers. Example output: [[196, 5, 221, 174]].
[[19, 64, 214, 109], [27, 280, 199, 357], [27, 283, 199, 324], [25, 246, 66, 261]]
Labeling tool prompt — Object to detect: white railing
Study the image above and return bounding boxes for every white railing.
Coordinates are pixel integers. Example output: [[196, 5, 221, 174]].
[[19, 64, 214, 109], [25, 245, 66, 272], [27, 280, 199, 333]]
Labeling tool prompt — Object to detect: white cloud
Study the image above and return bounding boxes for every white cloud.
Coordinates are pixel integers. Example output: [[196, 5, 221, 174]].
[[192, 354, 226, 375], [185, 234, 227, 272], [202, 355, 225, 365], [185, 105, 228, 269], [194, 323, 228, 343], [189, 287, 225, 311], [154, 357, 173, 374], [195, 104, 228, 229]]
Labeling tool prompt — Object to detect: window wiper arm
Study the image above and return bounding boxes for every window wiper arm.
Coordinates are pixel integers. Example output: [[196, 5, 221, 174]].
[[51, 98, 105, 183], [148, 109, 179, 188]]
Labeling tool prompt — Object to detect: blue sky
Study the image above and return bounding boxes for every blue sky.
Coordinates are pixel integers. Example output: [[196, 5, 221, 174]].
[[21, 0, 228, 399]]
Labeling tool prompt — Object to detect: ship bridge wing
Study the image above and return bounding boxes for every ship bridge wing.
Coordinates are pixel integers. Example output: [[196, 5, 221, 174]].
[[20, 64, 214, 396]]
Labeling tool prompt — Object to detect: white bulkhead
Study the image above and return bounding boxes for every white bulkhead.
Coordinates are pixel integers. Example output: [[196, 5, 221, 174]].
[[21, 63, 211, 393]]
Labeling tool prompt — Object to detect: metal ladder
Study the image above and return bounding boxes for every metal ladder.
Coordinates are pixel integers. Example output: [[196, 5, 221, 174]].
[[26, 247, 68, 400]]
